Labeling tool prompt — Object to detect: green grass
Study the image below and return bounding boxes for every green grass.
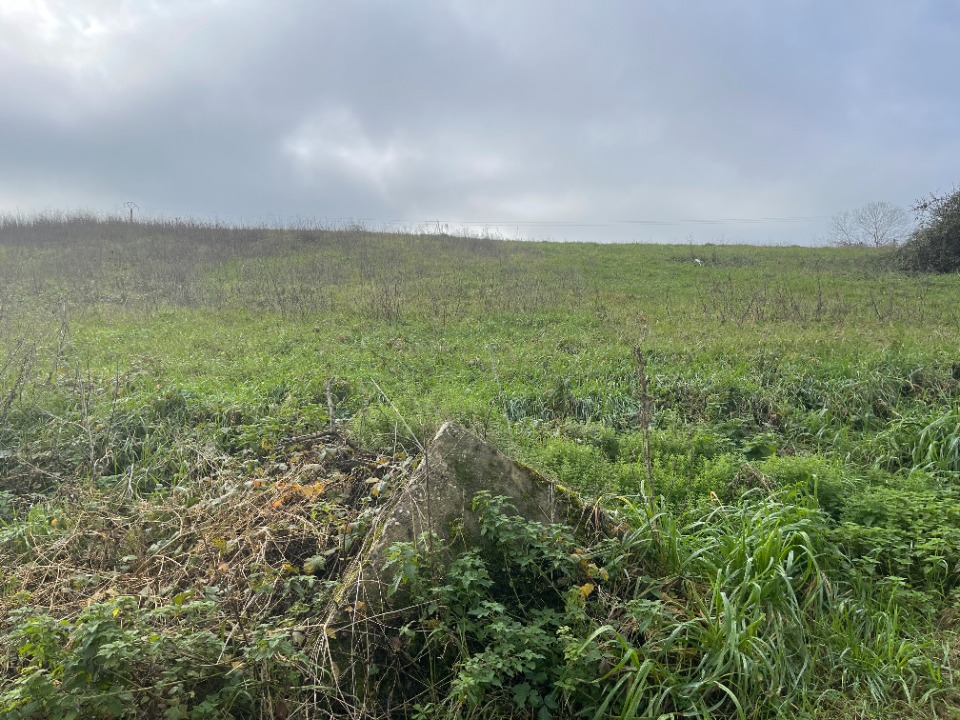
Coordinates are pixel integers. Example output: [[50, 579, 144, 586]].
[[0, 216, 958, 717]]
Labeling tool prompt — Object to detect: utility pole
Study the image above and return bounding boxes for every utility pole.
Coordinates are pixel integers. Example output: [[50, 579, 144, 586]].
[[124, 202, 139, 223]]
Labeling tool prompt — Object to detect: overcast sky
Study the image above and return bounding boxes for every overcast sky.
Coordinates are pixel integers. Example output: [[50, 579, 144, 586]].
[[1, 1, 957, 244]]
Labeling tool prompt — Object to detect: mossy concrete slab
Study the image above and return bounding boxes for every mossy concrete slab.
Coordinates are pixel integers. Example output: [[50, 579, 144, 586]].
[[322, 421, 605, 638]]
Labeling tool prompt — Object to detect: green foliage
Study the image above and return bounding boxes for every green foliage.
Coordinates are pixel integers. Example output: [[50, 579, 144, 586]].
[[2, 219, 960, 717], [1, 597, 253, 719], [833, 485, 960, 592], [379, 491, 950, 719], [899, 187, 960, 273], [870, 405, 960, 475]]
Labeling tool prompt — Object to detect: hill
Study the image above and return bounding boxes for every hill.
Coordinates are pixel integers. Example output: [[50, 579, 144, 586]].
[[0, 215, 958, 718]]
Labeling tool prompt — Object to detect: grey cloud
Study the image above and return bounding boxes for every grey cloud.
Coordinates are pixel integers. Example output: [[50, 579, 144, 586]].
[[0, 1, 958, 242]]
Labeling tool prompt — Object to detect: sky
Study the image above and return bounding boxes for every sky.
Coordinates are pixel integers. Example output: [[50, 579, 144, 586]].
[[1, 1, 958, 245]]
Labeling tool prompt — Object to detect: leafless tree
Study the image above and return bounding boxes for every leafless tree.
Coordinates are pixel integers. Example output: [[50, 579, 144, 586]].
[[831, 201, 911, 247]]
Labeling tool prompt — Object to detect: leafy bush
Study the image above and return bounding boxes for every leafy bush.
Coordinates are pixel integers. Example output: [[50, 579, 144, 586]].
[[0, 596, 301, 720], [899, 187, 960, 273], [833, 485, 960, 592], [379, 490, 950, 719]]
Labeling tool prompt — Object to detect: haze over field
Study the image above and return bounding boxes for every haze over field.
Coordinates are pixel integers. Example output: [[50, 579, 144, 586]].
[[1, 1, 958, 243]]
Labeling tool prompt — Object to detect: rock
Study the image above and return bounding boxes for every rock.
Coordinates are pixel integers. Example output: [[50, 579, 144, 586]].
[[323, 421, 606, 630], [314, 422, 610, 690]]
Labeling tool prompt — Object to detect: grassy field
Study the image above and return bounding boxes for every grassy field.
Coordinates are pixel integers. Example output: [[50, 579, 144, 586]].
[[0, 215, 959, 718]]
